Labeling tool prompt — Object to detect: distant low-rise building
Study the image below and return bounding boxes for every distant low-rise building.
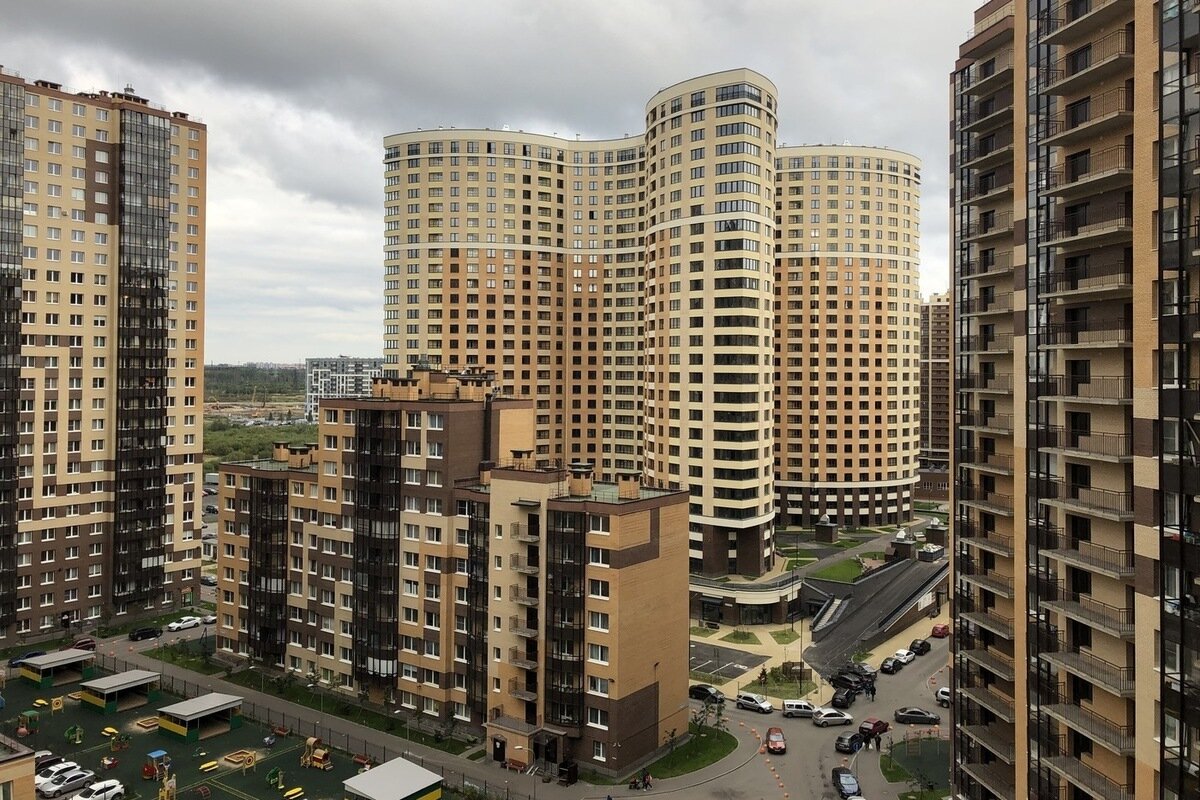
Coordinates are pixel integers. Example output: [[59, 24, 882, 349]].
[[304, 356, 384, 420]]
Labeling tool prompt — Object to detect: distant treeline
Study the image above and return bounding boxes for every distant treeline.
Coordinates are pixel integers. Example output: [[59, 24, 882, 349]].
[[205, 364, 306, 401], [204, 419, 318, 473]]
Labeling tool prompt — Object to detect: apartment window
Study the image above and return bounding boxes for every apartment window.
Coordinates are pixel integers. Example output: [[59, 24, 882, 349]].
[[587, 643, 609, 664]]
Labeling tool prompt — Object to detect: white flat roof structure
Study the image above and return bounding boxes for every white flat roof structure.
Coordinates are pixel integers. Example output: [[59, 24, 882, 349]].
[[157, 692, 242, 721], [22, 649, 94, 670], [342, 756, 442, 800], [81, 670, 160, 694]]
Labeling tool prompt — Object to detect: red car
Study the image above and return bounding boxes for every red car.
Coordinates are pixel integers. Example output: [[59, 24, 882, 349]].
[[931, 623, 950, 638], [765, 726, 786, 754]]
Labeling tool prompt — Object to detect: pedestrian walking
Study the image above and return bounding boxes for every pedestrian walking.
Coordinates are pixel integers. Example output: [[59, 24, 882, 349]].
[[875, 732, 883, 751]]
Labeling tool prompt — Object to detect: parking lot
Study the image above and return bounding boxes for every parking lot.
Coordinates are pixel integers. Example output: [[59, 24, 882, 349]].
[[688, 641, 769, 680]]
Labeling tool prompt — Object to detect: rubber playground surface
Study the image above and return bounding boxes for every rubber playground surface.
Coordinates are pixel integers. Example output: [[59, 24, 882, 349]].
[[1, 667, 363, 800]]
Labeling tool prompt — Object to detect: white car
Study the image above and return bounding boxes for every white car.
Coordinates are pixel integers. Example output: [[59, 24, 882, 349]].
[[35, 762, 78, 789], [936, 686, 951, 707], [893, 648, 916, 664], [200, 614, 217, 625], [167, 616, 201, 631], [77, 779, 124, 800], [812, 708, 854, 727]]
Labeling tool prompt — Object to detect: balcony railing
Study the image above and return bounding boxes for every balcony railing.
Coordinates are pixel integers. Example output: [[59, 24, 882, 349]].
[[957, 521, 1015, 556], [960, 251, 1013, 278], [1040, 638, 1135, 696], [1039, 319, 1131, 347], [960, 644, 1017, 681], [961, 606, 1015, 639], [960, 372, 1013, 392], [1040, 86, 1132, 142], [1039, 28, 1134, 93], [958, 333, 1014, 354], [1038, 523, 1134, 578], [1038, 256, 1132, 295], [1041, 683, 1134, 754], [1033, 373, 1131, 402], [510, 554, 539, 575], [1043, 144, 1133, 196], [961, 760, 1017, 800], [959, 680, 1017, 722], [1036, 425, 1132, 460], [960, 722, 1017, 764], [509, 616, 538, 638], [1042, 204, 1133, 245], [961, 136, 1015, 168], [510, 585, 539, 606], [1038, 582, 1135, 638], [958, 484, 1015, 515], [508, 647, 538, 671], [963, 212, 1015, 240], [1042, 735, 1133, 800], [959, 449, 1015, 473], [959, 293, 1014, 315], [1039, 0, 1133, 43], [958, 411, 1014, 433], [507, 677, 538, 702], [511, 523, 539, 543], [1037, 480, 1134, 519], [961, 171, 1015, 203]]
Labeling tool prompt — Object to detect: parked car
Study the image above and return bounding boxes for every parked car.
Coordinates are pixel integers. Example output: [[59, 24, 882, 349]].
[[812, 708, 854, 727], [895, 707, 942, 726], [765, 726, 787, 754], [831, 688, 857, 709], [893, 648, 916, 664], [167, 616, 201, 632], [200, 574, 218, 587], [880, 656, 903, 674], [831, 672, 865, 692], [936, 687, 951, 708], [8, 650, 46, 668], [61, 637, 96, 652], [781, 699, 816, 718], [200, 614, 217, 625], [859, 716, 890, 737], [39, 768, 95, 798], [910, 638, 932, 655], [33, 752, 61, 771], [34, 762, 79, 789], [203, 505, 218, 514], [839, 662, 878, 681], [834, 731, 866, 753], [832, 766, 861, 799], [77, 779, 124, 800], [735, 692, 773, 713], [930, 622, 951, 638], [689, 684, 725, 704], [128, 627, 161, 642]]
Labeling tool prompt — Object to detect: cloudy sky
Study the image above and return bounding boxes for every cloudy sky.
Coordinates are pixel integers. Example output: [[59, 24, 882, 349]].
[[3, 0, 973, 364]]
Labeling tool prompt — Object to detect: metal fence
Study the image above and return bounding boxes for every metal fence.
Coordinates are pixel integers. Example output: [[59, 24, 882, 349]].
[[94, 653, 541, 800]]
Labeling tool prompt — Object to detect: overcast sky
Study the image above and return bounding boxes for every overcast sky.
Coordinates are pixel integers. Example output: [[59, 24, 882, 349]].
[[2, 0, 972, 364]]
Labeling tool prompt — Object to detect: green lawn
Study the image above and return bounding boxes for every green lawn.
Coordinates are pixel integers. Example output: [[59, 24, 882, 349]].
[[690, 625, 718, 638], [880, 753, 911, 782], [720, 629, 761, 645], [852, 648, 873, 663], [770, 629, 799, 645], [146, 636, 224, 675], [809, 558, 864, 582], [785, 557, 817, 569], [755, 677, 816, 698], [647, 724, 738, 778]]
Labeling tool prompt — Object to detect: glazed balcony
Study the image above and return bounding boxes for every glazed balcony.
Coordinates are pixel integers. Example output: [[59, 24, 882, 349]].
[[961, 722, 1017, 764], [961, 760, 1016, 800], [963, 211, 1015, 243], [1033, 373, 1131, 405], [958, 411, 1014, 435], [959, 292, 1013, 317], [957, 521, 1015, 557], [958, 484, 1015, 517], [1040, 638, 1135, 697], [1036, 316, 1128, 347], [1038, 256, 1131, 300], [1039, 28, 1134, 96], [1042, 204, 1133, 250], [1039, 0, 1134, 46], [1042, 735, 1133, 800], [1042, 144, 1133, 201], [1037, 480, 1134, 522], [960, 251, 1013, 279], [1036, 425, 1132, 464], [510, 554, 539, 575], [1038, 582, 1135, 639], [960, 372, 1013, 393], [1041, 683, 1134, 755], [1040, 86, 1132, 147]]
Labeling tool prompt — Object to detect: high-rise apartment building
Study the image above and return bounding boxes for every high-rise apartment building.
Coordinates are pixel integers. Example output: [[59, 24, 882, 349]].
[[216, 369, 688, 772], [950, 1, 1192, 798], [918, 291, 951, 500], [383, 69, 920, 578], [304, 355, 384, 420], [0, 70, 205, 635], [774, 144, 923, 527]]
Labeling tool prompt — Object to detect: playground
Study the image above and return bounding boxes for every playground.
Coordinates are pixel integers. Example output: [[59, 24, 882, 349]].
[[0, 667, 364, 800]]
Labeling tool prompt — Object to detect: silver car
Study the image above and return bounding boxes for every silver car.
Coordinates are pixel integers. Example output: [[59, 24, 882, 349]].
[[39, 768, 95, 798]]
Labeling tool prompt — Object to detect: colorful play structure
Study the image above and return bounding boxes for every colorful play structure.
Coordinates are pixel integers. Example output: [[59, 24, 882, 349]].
[[143, 749, 172, 781], [266, 767, 285, 790], [158, 773, 177, 800], [64, 724, 83, 744], [15, 709, 39, 737], [299, 736, 333, 771]]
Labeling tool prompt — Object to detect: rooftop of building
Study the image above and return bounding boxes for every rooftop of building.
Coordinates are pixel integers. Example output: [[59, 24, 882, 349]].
[[458, 458, 684, 505]]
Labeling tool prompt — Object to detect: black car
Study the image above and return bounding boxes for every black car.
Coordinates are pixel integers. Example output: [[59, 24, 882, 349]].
[[910, 638, 932, 656], [688, 684, 725, 704], [204, 505, 218, 515], [834, 731, 866, 754], [128, 626, 162, 642], [200, 574, 218, 587], [832, 766, 861, 799], [831, 672, 865, 692], [838, 661, 878, 681], [831, 688, 857, 708], [880, 656, 903, 674], [8, 650, 45, 668], [894, 706, 942, 725], [34, 752, 63, 771]]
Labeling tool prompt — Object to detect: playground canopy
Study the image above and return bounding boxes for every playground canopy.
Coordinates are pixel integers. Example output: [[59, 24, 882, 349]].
[[157, 692, 243, 742], [19, 648, 95, 688], [342, 756, 443, 800], [80, 669, 161, 714]]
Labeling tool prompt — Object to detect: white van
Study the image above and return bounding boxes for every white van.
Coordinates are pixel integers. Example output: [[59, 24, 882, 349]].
[[782, 699, 816, 718]]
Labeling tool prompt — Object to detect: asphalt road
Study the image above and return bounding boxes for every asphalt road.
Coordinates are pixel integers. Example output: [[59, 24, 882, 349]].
[[686, 635, 951, 800], [688, 641, 770, 680]]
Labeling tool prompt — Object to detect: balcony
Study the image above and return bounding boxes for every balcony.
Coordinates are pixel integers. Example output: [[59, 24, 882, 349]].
[[961, 138, 1015, 171], [1042, 736, 1132, 800], [959, 682, 1017, 723], [960, 251, 1013, 279], [1039, 585, 1135, 639], [958, 411, 1014, 435], [957, 522, 1015, 557], [1041, 86, 1133, 147], [958, 333, 1014, 355], [1040, 318, 1131, 350], [510, 554, 539, 575], [960, 644, 1017, 681], [510, 585, 539, 607], [1042, 204, 1133, 250], [508, 647, 538, 671], [1043, 145, 1133, 201], [1039, 527, 1134, 579], [1041, 689, 1134, 755], [960, 372, 1013, 393], [1036, 425, 1132, 464], [507, 677, 537, 703], [511, 523, 540, 543], [1039, 0, 1133, 46], [958, 485, 1015, 517], [961, 173, 1015, 204], [1038, 256, 1131, 300], [1034, 373, 1131, 405], [961, 723, 1017, 764], [959, 448, 1015, 476], [959, 293, 1013, 317], [1040, 28, 1134, 96], [963, 212, 1015, 243], [961, 48, 1016, 97], [960, 567, 1016, 599], [1037, 480, 1134, 522], [962, 760, 1016, 800], [509, 615, 538, 638], [960, 602, 1015, 639], [1040, 640, 1135, 697]]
